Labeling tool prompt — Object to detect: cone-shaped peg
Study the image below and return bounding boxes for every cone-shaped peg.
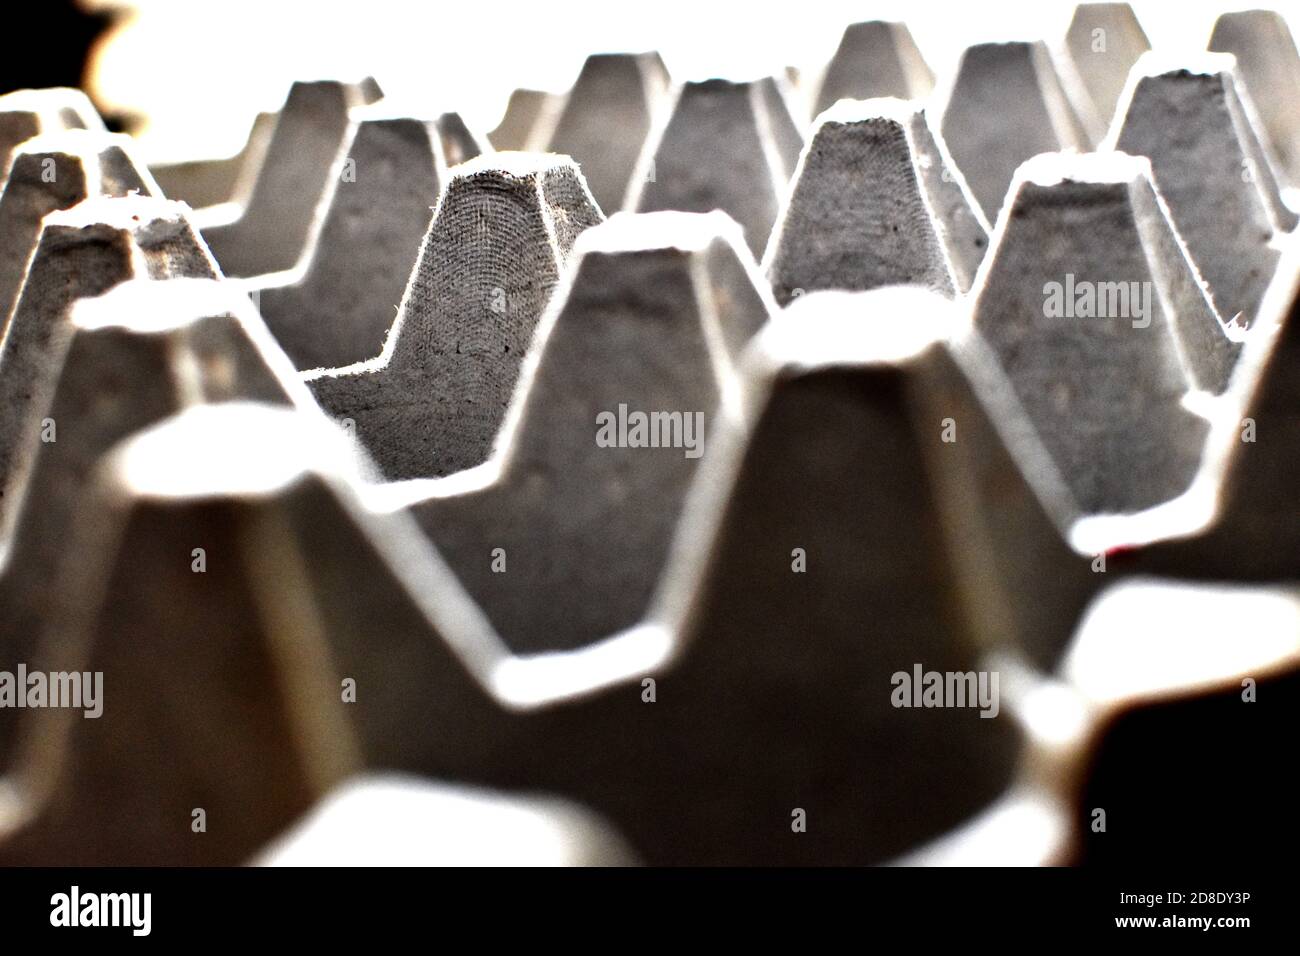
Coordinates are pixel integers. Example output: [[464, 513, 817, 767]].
[[488, 89, 561, 152], [0, 88, 105, 185], [258, 111, 446, 370], [202, 80, 367, 278], [1210, 9, 1300, 186], [811, 21, 934, 119], [0, 196, 218, 540], [630, 77, 803, 258], [970, 152, 1234, 515], [546, 53, 669, 213], [306, 152, 603, 480], [1110, 53, 1296, 328], [941, 41, 1090, 221], [0, 279, 308, 765], [0, 129, 155, 329], [412, 210, 771, 655], [1063, 3, 1151, 141], [765, 98, 988, 305]]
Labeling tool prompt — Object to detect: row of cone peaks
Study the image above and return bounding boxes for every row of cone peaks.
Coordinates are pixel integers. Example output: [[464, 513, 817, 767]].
[[0, 4, 1295, 865]]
